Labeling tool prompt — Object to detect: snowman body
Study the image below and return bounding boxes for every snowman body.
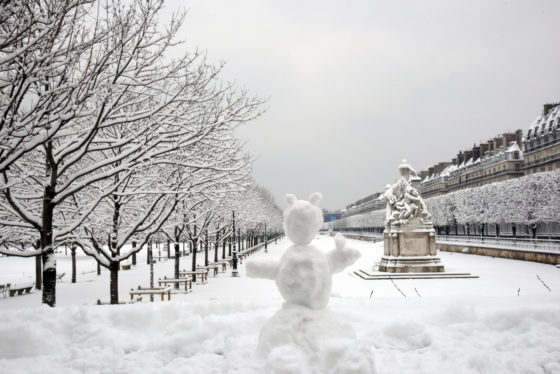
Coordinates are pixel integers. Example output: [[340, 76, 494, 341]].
[[246, 192, 361, 310], [276, 244, 332, 309]]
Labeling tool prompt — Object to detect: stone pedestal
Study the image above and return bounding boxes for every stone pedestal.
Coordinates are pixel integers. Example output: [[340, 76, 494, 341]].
[[378, 219, 444, 273]]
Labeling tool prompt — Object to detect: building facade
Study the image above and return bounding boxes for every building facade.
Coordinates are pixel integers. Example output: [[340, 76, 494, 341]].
[[523, 103, 560, 174], [420, 131, 524, 198]]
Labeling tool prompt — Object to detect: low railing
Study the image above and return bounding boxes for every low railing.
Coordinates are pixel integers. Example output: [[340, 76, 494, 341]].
[[436, 234, 560, 254]]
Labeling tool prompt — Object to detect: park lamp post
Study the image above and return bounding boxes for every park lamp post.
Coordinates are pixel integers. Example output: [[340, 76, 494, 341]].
[[264, 222, 268, 253], [231, 211, 239, 277]]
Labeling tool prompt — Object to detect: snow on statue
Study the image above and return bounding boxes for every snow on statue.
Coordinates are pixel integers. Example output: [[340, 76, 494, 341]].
[[246, 193, 376, 374]]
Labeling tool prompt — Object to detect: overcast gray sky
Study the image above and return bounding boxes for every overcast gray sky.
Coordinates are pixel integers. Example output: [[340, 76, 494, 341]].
[[166, 0, 560, 210]]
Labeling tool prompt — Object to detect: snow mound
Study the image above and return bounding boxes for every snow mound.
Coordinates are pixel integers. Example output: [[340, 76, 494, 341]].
[[256, 303, 375, 374]]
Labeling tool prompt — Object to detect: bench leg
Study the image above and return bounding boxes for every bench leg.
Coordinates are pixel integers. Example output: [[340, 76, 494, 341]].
[[161, 293, 164, 301]]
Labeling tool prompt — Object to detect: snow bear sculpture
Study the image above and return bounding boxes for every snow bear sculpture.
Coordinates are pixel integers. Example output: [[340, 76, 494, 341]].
[[246, 192, 361, 309], [246, 193, 375, 373]]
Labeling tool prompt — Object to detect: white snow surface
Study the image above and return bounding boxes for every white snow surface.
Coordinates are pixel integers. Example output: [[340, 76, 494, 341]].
[[1, 237, 560, 373]]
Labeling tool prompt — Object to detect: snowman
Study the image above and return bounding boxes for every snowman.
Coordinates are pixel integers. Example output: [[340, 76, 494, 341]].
[[246, 192, 361, 309], [246, 193, 375, 373]]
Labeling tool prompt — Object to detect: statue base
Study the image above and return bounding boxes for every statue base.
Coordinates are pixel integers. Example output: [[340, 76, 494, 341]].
[[378, 255, 444, 273], [381, 219, 444, 273]]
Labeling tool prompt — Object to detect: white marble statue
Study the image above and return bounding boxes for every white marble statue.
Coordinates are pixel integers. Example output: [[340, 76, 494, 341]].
[[381, 159, 431, 226]]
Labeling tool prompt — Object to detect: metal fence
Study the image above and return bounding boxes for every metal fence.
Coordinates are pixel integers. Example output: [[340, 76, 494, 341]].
[[435, 235, 560, 254]]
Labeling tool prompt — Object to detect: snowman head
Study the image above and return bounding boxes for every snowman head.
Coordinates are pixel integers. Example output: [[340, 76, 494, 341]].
[[283, 192, 323, 245]]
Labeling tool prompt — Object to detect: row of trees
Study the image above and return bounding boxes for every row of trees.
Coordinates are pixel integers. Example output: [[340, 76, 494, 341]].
[[426, 169, 560, 227], [0, 0, 282, 306], [330, 169, 560, 231]]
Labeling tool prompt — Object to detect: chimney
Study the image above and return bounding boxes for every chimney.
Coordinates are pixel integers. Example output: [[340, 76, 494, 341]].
[[515, 129, 523, 146], [494, 136, 504, 149], [502, 132, 519, 147], [480, 142, 490, 157], [472, 144, 481, 161]]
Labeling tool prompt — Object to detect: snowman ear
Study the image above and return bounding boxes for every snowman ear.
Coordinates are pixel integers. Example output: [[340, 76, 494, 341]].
[[286, 194, 297, 206], [309, 192, 323, 206]]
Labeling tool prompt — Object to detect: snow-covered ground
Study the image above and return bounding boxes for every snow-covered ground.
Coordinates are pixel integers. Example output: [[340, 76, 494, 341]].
[[1, 236, 559, 373]]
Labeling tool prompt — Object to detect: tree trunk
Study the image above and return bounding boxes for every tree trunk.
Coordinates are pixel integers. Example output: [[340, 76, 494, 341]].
[[35, 255, 42, 290], [191, 238, 198, 282], [167, 239, 171, 259], [174, 243, 180, 289], [109, 261, 119, 304], [41, 186, 56, 307], [148, 242, 154, 302], [204, 231, 209, 266], [132, 241, 137, 266], [222, 231, 226, 259], [214, 230, 220, 263], [71, 245, 76, 283]]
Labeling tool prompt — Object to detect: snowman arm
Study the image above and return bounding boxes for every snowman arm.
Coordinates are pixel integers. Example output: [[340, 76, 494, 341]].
[[328, 234, 361, 273], [246, 258, 279, 280]]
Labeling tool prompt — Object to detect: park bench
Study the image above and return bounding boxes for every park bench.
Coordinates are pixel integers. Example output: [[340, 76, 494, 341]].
[[129, 286, 171, 302], [216, 260, 229, 272], [57, 273, 65, 282], [9, 285, 32, 297], [197, 264, 219, 277], [121, 264, 132, 270], [158, 276, 192, 292], [179, 269, 208, 284], [153, 256, 168, 262]]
